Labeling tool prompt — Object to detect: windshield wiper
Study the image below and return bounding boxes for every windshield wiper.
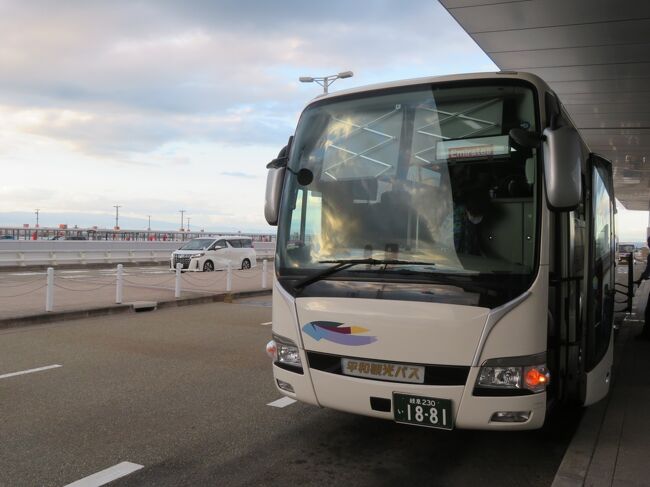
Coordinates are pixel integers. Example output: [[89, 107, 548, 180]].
[[293, 258, 436, 291]]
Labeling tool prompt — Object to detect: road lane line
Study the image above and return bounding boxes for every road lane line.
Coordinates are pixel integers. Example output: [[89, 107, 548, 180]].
[[260, 321, 272, 326], [0, 364, 62, 380], [267, 397, 297, 408], [64, 462, 144, 487]]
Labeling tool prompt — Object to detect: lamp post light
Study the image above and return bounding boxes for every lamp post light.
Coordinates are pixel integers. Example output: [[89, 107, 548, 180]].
[[179, 210, 185, 232], [299, 71, 353, 94]]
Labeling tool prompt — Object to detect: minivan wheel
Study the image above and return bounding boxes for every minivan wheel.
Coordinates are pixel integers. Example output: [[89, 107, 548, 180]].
[[241, 259, 251, 270], [203, 260, 215, 272]]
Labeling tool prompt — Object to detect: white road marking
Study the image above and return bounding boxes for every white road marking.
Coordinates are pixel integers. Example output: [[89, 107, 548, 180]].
[[0, 364, 62, 380], [64, 462, 144, 487], [260, 321, 272, 326], [267, 397, 297, 408]]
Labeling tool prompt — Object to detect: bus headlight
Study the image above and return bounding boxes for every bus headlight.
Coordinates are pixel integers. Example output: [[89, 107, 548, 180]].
[[475, 355, 550, 394], [268, 334, 303, 372], [277, 341, 302, 368], [477, 366, 522, 389]]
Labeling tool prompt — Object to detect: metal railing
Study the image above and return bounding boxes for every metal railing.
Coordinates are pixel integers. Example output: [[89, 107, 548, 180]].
[[615, 253, 635, 313], [0, 241, 275, 267], [0, 260, 273, 314]]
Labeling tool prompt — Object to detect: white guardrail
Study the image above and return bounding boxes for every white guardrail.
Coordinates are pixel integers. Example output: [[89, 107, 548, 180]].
[[0, 241, 275, 267]]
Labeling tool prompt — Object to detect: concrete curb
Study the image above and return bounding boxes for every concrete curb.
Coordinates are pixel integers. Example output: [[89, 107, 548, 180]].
[[551, 325, 633, 486], [551, 400, 609, 486], [0, 289, 271, 330]]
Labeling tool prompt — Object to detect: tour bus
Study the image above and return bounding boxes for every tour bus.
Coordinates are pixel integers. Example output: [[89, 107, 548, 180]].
[[263, 72, 615, 430]]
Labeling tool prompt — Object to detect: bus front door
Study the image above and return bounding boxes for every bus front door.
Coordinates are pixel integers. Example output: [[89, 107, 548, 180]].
[[583, 155, 615, 406]]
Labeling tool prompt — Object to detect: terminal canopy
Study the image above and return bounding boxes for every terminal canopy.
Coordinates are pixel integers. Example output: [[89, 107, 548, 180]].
[[441, 0, 650, 210]]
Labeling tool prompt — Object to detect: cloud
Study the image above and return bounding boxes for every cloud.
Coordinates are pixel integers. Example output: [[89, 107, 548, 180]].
[[0, 0, 478, 156], [220, 171, 257, 179], [0, 1, 484, 133], [1, 104, 294, 160], [0, 0, 496, 230]]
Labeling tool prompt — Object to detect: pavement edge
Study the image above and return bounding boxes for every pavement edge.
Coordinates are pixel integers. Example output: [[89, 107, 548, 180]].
[[551, 324, 632, 487], [0, 289, 271, 330]]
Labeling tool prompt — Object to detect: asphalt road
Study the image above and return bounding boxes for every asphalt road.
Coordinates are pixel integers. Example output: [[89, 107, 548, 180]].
[[0, 297, 579, 487]]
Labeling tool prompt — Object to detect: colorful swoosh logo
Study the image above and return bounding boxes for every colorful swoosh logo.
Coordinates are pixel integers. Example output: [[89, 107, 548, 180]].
[[302, 321, 377, 346]]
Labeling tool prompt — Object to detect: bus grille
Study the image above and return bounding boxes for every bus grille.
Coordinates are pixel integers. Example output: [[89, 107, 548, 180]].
[[306, 351, 470, 386]]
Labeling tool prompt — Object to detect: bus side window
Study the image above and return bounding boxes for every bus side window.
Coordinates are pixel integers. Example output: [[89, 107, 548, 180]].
[[287, 188, 322, 261]]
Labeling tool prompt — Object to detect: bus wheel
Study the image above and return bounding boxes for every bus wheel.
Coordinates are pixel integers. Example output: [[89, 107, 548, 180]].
[[241, 259, 251, 270], [203, 260, 215, 272]]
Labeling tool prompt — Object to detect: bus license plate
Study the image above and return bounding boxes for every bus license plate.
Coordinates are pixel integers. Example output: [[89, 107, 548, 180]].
[[393, 393, 453, 430]]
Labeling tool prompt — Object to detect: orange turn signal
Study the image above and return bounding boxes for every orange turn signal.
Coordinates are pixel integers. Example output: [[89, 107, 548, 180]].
[[524, 366, 550, 391], [265, 340, 277, 360]]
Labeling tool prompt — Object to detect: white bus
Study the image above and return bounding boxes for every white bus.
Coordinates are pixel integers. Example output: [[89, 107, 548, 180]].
[[263, 72, 615, 430]]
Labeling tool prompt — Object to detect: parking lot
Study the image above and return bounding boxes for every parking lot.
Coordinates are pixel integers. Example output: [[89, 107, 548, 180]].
[[0, 296, 581, 486]]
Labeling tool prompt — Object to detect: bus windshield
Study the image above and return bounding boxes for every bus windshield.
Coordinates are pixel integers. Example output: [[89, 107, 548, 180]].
[[277, 82, 539, 303]]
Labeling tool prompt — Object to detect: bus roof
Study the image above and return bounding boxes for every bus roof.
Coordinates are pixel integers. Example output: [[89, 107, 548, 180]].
[[304, 71, 551, 108]]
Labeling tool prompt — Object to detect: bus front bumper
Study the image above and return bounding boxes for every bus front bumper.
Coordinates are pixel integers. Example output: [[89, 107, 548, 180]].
[[272, 364, 546, 431]]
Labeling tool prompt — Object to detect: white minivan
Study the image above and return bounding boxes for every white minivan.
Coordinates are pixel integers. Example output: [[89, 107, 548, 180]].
[[170, 236, 257, 272]]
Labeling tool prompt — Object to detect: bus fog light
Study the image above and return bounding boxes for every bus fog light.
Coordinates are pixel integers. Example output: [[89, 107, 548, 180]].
[[277, 379, 294, 393], [490, 411, 531, 423], [477, 366, 522, 389]]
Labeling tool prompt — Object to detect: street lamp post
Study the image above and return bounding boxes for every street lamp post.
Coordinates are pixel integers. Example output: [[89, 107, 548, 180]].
[[179, 210, 185, 232], [187, 217, 191, 232], [299, 71, 353, 94], [113, 204, 122, 230], [35, 209, 40, 228], [147, 215, 151, 231]]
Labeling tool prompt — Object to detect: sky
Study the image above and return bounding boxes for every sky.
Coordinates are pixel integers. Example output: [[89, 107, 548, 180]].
[[0, 0, 647, 238]]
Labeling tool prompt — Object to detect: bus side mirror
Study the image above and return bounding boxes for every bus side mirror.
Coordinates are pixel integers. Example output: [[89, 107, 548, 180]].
[[265, 167, 286, 225], [543, 125, 582, 211], [265, 137, 294, 226]]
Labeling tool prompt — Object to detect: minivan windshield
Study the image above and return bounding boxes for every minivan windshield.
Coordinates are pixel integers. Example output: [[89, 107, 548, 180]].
[[180, 238, 214, 250], [276, 82, 539, 304]]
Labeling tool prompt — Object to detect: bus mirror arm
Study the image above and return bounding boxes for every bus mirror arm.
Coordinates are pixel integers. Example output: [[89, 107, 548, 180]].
[[266, 139, 313, 186], [509, 128, 545, 149]]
